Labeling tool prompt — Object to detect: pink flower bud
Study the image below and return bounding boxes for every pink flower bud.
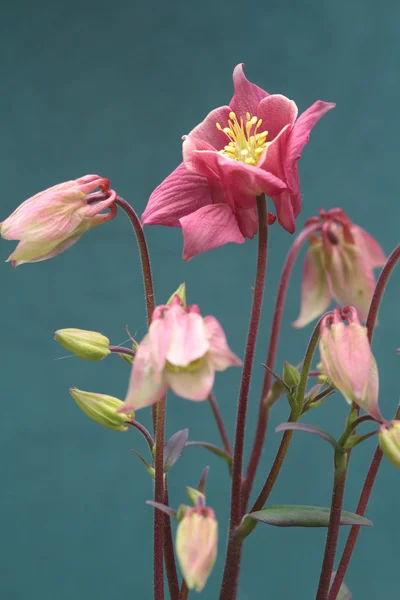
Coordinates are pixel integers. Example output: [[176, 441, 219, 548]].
[[119, 295, 241, 412], [176, 506, 218, 592], [319, 307, 382, 421], [294, 209, 385, 328], [1, 175, 116, 266]]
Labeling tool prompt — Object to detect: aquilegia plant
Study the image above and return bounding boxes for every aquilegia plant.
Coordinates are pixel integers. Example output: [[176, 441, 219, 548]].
[[2, 64, 399, 600]]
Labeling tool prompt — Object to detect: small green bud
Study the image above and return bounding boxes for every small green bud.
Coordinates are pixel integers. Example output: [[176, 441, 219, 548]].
[[282, 361, 301, 388], [177, 504, 190, 522], [69, 387, 133, 432], [378, 421, 400, 468], [186, 486, 205, 506], [55, 328, 111, 361], [167, 283, 186, 307]]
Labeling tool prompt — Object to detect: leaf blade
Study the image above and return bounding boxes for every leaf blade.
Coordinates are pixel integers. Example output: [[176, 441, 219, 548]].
[[247, 505, 372, 528]]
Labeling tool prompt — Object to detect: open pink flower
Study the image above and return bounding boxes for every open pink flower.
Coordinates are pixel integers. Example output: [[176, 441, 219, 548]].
[[143, 64, 335, 260], [119, 295, 241, 411], [1, 175, 116, 266], [294, 209, 386, 327], [319, 306, 383, 422]]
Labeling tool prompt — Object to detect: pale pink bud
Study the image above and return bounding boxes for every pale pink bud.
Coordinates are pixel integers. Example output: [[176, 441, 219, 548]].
[[176, 506, 218, 592], [1, 175, 116, 266], [294, 210, 385, 328], [119, 295, 241, 412], [319, 307, 382, 421], [378, 421, 400, 468]]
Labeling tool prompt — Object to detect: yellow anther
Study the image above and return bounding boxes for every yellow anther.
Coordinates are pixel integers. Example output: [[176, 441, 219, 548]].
[[216, 111, 269, 165]]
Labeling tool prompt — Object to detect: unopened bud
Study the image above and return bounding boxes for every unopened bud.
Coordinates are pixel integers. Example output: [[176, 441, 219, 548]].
[[378, 421, 400, 468], [282, 361, 301, 388], [69, 387, 133, 432], [55, 328, 110, 361], [176, 506, 218, 592]]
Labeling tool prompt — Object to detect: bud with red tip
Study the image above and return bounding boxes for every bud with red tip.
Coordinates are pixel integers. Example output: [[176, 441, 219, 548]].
[[319, 306, 383, 422], [176, 503, 218, 592], [1, 175, 117, 266]]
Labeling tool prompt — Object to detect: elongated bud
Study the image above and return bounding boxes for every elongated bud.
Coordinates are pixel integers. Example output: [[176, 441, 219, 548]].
[[176, 506, 218, 592], [282, 361, 301, 388], [167, 283, 186, 307], [378, 421, 400, 468], [319, 307, 383, 422], [55, 328, 111, 361], [69, 387, 133, 431]]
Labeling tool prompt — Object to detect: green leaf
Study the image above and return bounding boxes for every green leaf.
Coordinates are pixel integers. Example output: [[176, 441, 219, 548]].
[[185, 441, 232, 469], [164, 428, 189, 472], [276, 422, 345, 453], [247, 505, 372, 528], [146, 501, 177, 519], [130, 449, 155, 478]]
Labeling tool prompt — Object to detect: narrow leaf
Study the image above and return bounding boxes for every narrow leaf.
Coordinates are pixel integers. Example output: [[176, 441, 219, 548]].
[[247, 505, 372, 528], [185, 441, 232, 467], [130, 449, 154, 478], [146, 501, 177, 519], [276, 422, 344, 453], [163, 428, 189, 472]]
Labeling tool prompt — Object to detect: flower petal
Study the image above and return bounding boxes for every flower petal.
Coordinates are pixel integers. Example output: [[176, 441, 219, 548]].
[[164, 306, 209, 366], [7, 234, 83, 266], [293, 244, 332, 328], [203, 316, 242, 370], [229, 64, 269, 118], [142, 163, 216, 227], [120, 334, 168, 411], [351, 225, 386, 267], [256, 94, 298, 141], [180, 204, 245, 260], [187, 106, 232, 150], [165, 359, 215, 401]]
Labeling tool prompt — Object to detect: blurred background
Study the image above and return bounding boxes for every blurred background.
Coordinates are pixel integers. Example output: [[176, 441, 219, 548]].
[[0, 1, 398, 598]]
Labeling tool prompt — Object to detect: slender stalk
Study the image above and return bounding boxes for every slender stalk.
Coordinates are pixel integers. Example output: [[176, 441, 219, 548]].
[[208, 393, 232, 456], [154, 397, 166, 600], [127, 420, 154, 452], [316, 453, 348, 600], [250, 319, 322, 512], [164, 485, 179, 600], [109, 345, 136, 358], [328, 245, 400, 598], [178, 581, 189, 600], [242, 222, 320, 508], [218, 195, 268, 600]]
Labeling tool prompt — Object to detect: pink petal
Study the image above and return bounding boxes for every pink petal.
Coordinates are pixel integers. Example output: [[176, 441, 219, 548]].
[[285, 101, 335, 191], [234, 207, 258, 239], [120, 334, 168, 411], [165, 359, 215, 401], [84, 195, 116, 218], [142, 164, 217, 227], [164, 306, 209, 366], [148, 317, 173, 379], [293, 244, 332, 328], [256, 94, 298, 141], [269, 190, 297, 234], [229, 64, 269, 118], [351, 225, 386, 267], [180, 204, 245, 261], [203, 316, 242, 370], [186, 105, 232, 150]]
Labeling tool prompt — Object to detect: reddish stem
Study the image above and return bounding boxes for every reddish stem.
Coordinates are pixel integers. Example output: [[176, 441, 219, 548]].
[[208, 393, 233, 457], [164, 485, 179, 600], [154, 398, 166, 600], [218, 195, 268, 600], [242, 222, 320, 509], [329, 244, 400, 598], [178, 581, 189, 600], [109, 345, 136, 357]]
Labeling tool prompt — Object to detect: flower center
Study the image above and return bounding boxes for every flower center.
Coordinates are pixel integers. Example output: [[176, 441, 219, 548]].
[[166, 357, 205, 373], [216, 111, 268, 165]]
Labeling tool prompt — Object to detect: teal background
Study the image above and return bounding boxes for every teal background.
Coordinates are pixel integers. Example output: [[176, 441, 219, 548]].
[[1, 1, 399, 598]]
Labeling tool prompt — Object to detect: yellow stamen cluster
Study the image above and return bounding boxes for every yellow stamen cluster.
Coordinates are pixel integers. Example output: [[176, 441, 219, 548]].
[[216, 111, 268, 165]]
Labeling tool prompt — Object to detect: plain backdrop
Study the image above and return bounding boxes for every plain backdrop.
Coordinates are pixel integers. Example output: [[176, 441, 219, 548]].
[[0, 1, 399, 598]]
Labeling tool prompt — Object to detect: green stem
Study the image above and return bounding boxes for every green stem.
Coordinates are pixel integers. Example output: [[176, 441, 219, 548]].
[[218, 195, 268, 600]]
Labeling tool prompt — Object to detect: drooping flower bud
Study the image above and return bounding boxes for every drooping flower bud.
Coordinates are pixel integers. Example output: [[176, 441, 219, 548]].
[[319, 307, 383, 422], [294, 209, 385, 328], [282, 361, 301, 388], [55, 328, 111, 361], [378, 421, 400, 468], [176, 505, 218, 592], [69, 387, 134, 432], [1, 175, 117, 266]]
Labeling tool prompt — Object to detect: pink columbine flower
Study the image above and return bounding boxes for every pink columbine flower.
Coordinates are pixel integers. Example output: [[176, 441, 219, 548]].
[[176, 505, 218, 592], [319, 306, 383, 422], [1, 175, 117, 266], [119, 295, 241, 411], [294, 209, 385, 328], [142, 64, 335, 260]]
